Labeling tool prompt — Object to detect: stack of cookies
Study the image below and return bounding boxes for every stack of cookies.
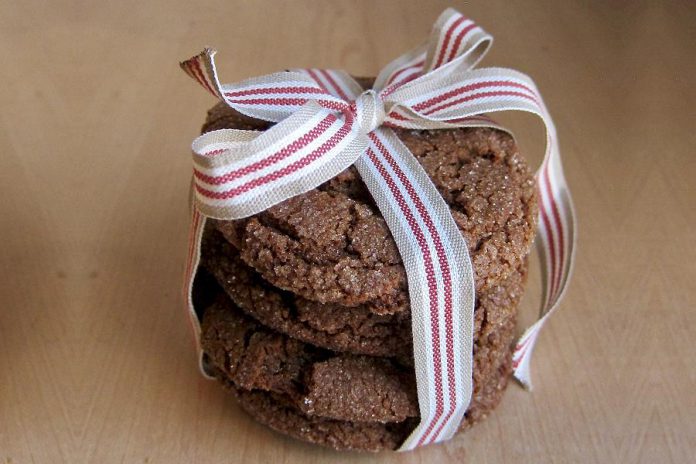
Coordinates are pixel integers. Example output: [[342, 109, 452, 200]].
[[193, 101, 538, 451]]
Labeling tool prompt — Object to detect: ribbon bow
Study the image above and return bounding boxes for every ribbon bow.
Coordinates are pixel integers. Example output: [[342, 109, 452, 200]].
[[181, 8, 575, 450]]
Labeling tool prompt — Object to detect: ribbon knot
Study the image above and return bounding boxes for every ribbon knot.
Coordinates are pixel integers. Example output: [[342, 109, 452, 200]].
[[349, 89, 386, 134]]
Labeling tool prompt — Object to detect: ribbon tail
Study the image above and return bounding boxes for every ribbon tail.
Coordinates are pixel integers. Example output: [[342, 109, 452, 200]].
[[181, 48, 349, 122], [389, 66, 576, 389], [514, 149, 576, 388], [182, 204, 213, 379], [354, 128, 475, 450]]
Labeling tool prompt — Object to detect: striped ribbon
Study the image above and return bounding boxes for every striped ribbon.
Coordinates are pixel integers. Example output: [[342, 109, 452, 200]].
[[180, 8, 575, 450]]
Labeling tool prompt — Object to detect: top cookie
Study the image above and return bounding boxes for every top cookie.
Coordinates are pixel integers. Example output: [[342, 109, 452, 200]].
[[204, 101, 537, 309]]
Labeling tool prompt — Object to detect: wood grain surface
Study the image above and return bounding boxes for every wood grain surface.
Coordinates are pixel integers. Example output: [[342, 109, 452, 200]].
[[0, 1, 694, 462]]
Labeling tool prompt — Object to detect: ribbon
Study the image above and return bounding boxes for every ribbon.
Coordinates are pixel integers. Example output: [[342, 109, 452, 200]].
[[181, 8, 575, 450]]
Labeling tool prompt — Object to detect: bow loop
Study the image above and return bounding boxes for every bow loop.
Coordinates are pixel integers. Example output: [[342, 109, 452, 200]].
[[422, 8, 492, 73], [373, 8, 492, 98]]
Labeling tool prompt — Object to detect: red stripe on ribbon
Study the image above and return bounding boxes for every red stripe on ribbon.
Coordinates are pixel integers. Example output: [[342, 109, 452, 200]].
[[434, 16, 466, 69], [305, 69, 329, 93], [446, 23, 477, 63], [226, 97, 313, 106], [203, 149, 225, 157], [381, 60, 426, 98], [512, 328, 538, 369], [224, 86, 326, 98], [191, 58, 219, 98], [384, 69, 423, 97], [538, 185, 559, 309], [514, 332, 532, 354], [386, 111, 415, 122], [414, 80, 537, 112], [229, 97, 349, 112], [388, 112, 497, 128], [318, 69, 351, 101], [386, 59, 425, 87], [425, 90, 538, 116], [183, 61, 212, 97]]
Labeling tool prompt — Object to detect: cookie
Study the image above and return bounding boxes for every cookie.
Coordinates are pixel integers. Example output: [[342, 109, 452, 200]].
[[216, 374, 417, 452], [200, 227, 410, 360], [200, 291, 517, 425], [204, 102, 537, 310], [201, 294, 418, 423], [207, 349, 513, 452], [201, 227, 526, 362]]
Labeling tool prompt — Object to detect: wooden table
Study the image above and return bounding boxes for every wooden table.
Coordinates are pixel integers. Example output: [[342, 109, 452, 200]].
[[1, 1, 693, 462]]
